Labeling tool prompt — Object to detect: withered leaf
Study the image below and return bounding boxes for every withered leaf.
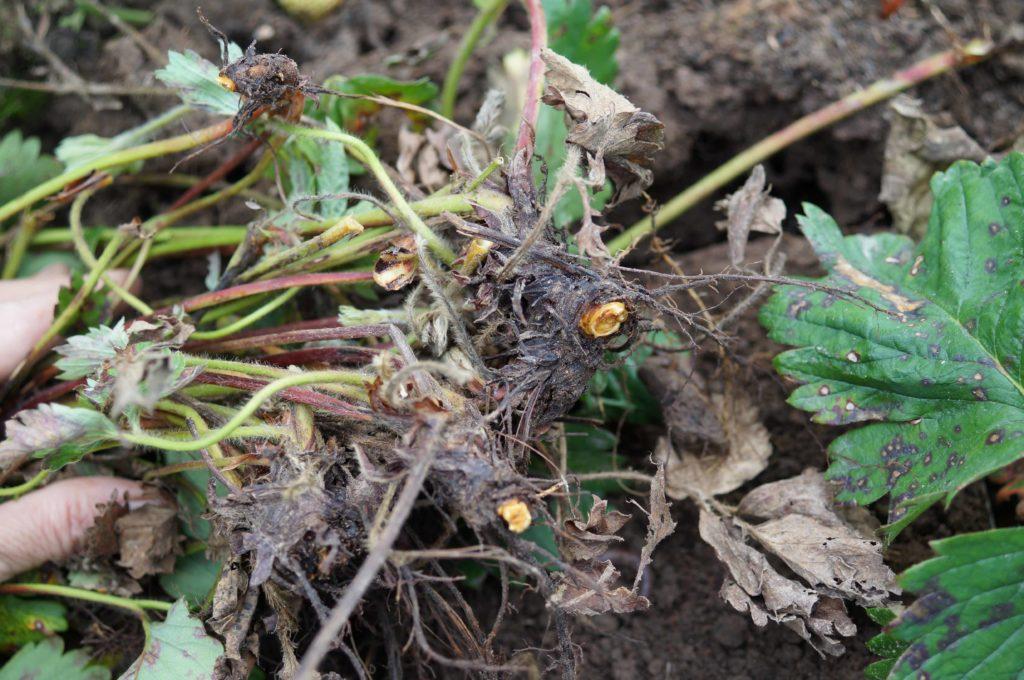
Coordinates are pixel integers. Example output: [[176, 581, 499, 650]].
[[116, 504, 181, 579], [656, 390, 772, 500], [633, 460, 675, 590], [561, 495, 630, 562], [714, 165, 785, 267], [548, 560, 649, 616], [541, 49, 664, 205], [880, 96, 986, 237], [699, 510, 854, 657], [0, 404, 119, 471], [738, 470, 899, 607]]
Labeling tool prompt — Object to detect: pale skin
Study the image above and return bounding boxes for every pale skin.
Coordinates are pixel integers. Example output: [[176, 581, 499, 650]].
[[0, 266, 151, 582]]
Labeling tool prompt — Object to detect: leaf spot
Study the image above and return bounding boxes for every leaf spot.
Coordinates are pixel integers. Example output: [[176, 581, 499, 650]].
[[985, 258, 998, 273], [910, 255, 924, 276], [818, 385, 831, 396], [846, 351, 861, 363], [986, 429, 1005, 445], [972, 387, 988, 401], [989, 222, 1002, 236]]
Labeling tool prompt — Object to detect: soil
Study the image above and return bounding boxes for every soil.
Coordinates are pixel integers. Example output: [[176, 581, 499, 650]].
[[3, 0, 1019, 677]]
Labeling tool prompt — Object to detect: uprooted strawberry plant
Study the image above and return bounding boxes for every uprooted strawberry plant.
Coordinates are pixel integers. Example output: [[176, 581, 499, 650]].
[[1, 0, 1024, 678]]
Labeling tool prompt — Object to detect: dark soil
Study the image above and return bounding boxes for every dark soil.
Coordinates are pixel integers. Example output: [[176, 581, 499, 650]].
[[4, 0, 1018, 677]]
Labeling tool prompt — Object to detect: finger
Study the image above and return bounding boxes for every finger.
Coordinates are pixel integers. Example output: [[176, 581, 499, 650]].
[[0, 267, 137, 380], [0, 477, 157, 582], [0, 290, 66, 379]]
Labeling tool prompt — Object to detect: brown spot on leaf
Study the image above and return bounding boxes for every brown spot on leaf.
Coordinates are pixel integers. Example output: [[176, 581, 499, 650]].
[[990, 222, 1002, 236], [985, 258, 998, 273], [846, 351, 861, 363], [910, 255, 924, 276], [972, 387, 988, 401], [986, 429, 1005, 445]]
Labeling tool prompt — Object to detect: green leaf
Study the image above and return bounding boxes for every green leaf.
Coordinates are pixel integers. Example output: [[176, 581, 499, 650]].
[[534, 0, 618, 228], [155, 48, 242, 116], [0, 403, 119, 470], [159, 551, 221, 608], [882, 527, 1024, 679], [318, 74, 438, 132], [54, 319, 130, 380], [0, 131, 62, 216], [760, 153, 1024, 539], [279, 119, 350, 219], [118, 600, 223, 679], [543, 0, 619, 85], [0, 638, 109, 680], [0, 595, 67, 647]]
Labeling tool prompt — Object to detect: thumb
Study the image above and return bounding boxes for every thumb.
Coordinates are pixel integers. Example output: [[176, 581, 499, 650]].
[[0, 477, 154, 582]]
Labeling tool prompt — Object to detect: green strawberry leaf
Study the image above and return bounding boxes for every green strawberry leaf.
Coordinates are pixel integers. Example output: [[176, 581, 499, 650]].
[[318, 74, 438, 133], [159, 550, 221, 609], [543, 0, 619, 85], [0, 130, 62, 220], [0, 595, 67, 647], [0, 638, 109, 680], [118, 600, 223, 679], [534, 0, 617, 229], [760, 153, 1024, 540], [155, 48, 242, 116], [0, 403, 119, 470], [881, 527, 1024, 679], [279, 118, 350, 219]]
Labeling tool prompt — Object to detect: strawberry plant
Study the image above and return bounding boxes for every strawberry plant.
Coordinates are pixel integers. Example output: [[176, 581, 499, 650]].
[[0, 0, 1018, 677]]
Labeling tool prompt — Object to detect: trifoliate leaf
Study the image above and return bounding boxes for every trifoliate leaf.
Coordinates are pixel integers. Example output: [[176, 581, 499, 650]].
[[0, 130, 62, 215], [118, 600, 223, 679], [55, 319, 130, 379], [0, 638, 109, 680], [0, 403, 119, 470], [881, 527, 1024, 679], [760, 153, 1024, 540], [0, 595, 67, 647], [155, 48, 242, 115]]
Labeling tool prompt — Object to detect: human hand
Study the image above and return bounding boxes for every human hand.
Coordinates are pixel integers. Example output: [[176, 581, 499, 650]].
[[0, 265, 147, 582]]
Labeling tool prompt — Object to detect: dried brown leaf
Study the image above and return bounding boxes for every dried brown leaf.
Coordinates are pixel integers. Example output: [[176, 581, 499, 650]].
[[115, 504, 181, 579], [699, 510, 854, 657], [880, 96, 987, 237], [714, 164, 785, 267], [561, 495, 630, 562], [548, 560, 649, 616], [633, 460, 675, 590], [656, 390, 772, 500], [541, 49, 664, 204]]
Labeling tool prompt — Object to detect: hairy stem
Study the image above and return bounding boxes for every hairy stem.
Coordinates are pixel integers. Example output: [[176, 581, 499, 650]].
[[515, 0, 547, 154], [122, 371, 365, 452]]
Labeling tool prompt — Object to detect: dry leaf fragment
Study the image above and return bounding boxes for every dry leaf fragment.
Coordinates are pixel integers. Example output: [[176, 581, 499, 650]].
[[714, 164, 785, 267], [548, 560, 649, 616], [633, 460, 676, 590], [116, 504, 181, 579], [699, 510, 854, 657], [561, 495, 631, 562], [880, 96, 987, 237], [541, 49, 664, 204]]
